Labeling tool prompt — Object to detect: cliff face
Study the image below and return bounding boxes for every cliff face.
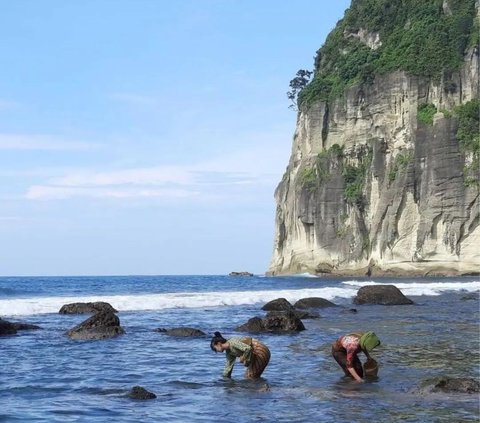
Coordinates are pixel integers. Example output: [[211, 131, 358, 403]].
[[268, 45, 479, 276]]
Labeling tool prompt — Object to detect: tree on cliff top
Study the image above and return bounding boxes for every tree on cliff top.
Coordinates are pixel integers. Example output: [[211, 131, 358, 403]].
[[289, 0, 478, 109]]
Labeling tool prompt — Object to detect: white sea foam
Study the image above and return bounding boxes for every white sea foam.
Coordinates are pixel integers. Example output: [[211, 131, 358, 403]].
[[0, 287, 353, 317], [1, 281, 478, 316], [342, 280, 480, 296]]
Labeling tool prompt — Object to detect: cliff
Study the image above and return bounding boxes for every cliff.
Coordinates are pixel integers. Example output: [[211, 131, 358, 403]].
[[268, 0, 479, 276]]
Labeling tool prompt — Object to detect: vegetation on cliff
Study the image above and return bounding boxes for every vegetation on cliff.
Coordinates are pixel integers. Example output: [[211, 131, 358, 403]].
[[290, 0, 477, 108]]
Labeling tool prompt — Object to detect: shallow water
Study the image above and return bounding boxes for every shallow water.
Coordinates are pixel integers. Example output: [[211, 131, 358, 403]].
[[0, 276, 479, 422]]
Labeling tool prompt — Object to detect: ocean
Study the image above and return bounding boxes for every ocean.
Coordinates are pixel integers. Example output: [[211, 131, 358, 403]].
[[0, 275, 479, 422]]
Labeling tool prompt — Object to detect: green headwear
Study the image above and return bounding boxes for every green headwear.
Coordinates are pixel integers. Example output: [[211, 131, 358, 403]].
[[359, 331, 380, 352]]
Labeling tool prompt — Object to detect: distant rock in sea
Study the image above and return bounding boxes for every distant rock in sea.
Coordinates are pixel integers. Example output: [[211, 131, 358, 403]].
[[353, 284, 414, 305], [154, 327, 206, 337], [128, 386, 157, 400], [59, 301, 118, 314], [229, 271, 254, 276]]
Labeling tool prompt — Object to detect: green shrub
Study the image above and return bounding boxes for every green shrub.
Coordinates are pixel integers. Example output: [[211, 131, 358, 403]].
[[417, 103, 437, 125], [294, 0, 477, 108]]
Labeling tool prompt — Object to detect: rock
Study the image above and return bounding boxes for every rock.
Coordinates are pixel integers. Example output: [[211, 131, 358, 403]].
[[59, 302, 118, 314], [154, 327, 206, 337], [236, 310, 305, 333], [0, 319, 17, 336], [461, 292, 479, 301], [229, 271, 254, 276], [417, 377, 480, 394], [235, 317, 265, 332], [353, 285, 414, 305], [0, 318, 41, 335], [293, 310, 320, 319], [66, 310, 125, 340], [128, 386, 157, 400], [294, 297, 337, 308], [11, 322, 41, 331], [261, 298, 294, 311]]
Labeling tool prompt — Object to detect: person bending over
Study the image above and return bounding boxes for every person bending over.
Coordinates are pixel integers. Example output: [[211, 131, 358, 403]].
[[210, 331, 270, 379], [331, 331, 380, 382]]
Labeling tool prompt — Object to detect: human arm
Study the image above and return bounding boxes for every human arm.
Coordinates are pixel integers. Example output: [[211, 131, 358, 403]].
[[347, 366, 364, 382], [223, 352, 236, 378]]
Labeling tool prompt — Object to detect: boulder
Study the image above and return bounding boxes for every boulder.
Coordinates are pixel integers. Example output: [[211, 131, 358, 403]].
[[0, 319, 17, 336], [59, 302, 118, 314], [294, 297, 337, 309], [154, 327, 206, 337], [66, 310, 125, 340], [0, 318, 41, 335], [417, 377, 480, 394], [261, 298, 294, 311], [128, 386, 157, 400], [353, 285, 414, 305], [11, 322, 41, 331], [293, 310, 320, 319], [236, 310, 305, 333], [235, 317, 265, 332]]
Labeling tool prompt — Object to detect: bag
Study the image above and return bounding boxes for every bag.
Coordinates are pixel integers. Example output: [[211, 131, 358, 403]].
[[359, 331, 381, 352]]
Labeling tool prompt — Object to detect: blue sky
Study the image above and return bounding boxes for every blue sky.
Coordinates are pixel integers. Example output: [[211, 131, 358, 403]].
[[0, 0, 351, 276]]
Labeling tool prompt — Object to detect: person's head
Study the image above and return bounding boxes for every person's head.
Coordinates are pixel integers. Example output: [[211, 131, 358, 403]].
[[210, 331, 227, 353], [360, 331, 381, 353]]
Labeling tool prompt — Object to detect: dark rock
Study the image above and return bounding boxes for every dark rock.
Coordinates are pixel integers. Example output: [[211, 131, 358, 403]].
[[128, 386, 157, 400], [0, 319, 17, 336], [59, 302, 118, 314], [235, 317, 265, 332], [236, 310, 305, 333], [353, 285, 414, 305], [263, 310, 306, 332], [461, 292, 479, 301], [11, 322, 41, 331], [229, 271, 254, 276], [154, 327, 206, 337], [418, 377, 480, 394], [261, 298, 294, 311], [294, 297, 337, 309], [293, 310, 320, 319], [66, 310, 125, 340]]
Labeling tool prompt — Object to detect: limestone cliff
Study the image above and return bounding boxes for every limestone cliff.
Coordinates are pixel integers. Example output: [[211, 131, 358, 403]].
[[269, 1, 479, 276]]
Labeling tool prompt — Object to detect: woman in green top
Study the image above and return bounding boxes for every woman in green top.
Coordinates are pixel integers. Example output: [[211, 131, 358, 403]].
[[210, 331, 270, 379]]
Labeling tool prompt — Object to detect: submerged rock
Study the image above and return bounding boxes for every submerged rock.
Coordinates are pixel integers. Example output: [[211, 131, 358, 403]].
[[155, 327, 206, 337], [236, 310, 305, 333], [59, 302, 118, 314], [353, 285, 414, 305], [66, 310, 125, 340], [0, 319, 17, 336], [0, 318, 41, 335], [416, 377, 480, 394], [294, 297, 337, 308], [128, 386, 157, 400]]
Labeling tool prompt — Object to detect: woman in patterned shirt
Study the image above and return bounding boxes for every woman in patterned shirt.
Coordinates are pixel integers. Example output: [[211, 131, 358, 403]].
[[331, 331, 381, 382], [210, 331, 271, 379]]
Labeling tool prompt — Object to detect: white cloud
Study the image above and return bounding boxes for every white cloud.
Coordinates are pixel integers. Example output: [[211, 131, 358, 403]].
[[0, 134, 99, 151], [26, 185, 200, 200]]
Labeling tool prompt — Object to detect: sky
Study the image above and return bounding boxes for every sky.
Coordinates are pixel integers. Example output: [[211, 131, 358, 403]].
[[0, 0, 351, 276]]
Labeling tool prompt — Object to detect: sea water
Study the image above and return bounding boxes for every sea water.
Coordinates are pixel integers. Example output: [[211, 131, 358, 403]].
[[0, 275, 479, 422]]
